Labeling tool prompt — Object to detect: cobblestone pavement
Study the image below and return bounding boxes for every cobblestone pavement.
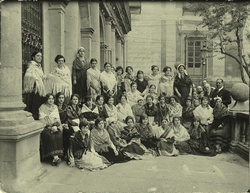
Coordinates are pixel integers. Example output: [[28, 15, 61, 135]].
[[24, 152, 248, 193]]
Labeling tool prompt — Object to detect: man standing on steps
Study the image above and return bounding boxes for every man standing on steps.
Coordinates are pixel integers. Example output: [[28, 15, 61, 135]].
[[210, 78, 232, 108]]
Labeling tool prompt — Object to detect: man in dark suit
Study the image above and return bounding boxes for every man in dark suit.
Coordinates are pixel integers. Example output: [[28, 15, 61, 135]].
[[210, 78, 232, 108]]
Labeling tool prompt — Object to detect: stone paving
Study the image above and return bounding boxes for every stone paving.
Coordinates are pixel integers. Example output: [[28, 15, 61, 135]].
[[23, 152, 249, 193]]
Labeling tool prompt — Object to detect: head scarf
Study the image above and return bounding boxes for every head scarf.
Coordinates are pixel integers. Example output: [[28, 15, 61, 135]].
[[177, 63, 188, 78]]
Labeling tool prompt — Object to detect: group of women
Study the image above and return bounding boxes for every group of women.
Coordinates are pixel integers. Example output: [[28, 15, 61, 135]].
[[23, 47, 231, 171]]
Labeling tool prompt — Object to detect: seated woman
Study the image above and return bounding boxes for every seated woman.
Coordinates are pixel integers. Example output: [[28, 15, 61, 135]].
[[144, 95, 158, 126], [131, 96, 146, 123], [81, 95, 99, 129], [167, 95, 183, 122], [169, 116, 192, 155], [135, 70, 148, 96], [95, 95, 109, 120], [105, 96, 126, 128], [90, 117, 126, 163], [182, 97, 195, 131], [127, 82, 143, 107], [116, 94, 134, 123], [188, 116, 217, 156], [67, 121, 111, 171], [121, 116, 155, 160], [67, 94, 82, 134], [156, 94, 170, 126], [193, 96, 214, 136], [39, 93, 63, 166], [156, 119, 179, 156], [144, 84, 158, 104], [55, 92, 69, 159], [209, 97, 231, 153], [135, 114, 160, 156]]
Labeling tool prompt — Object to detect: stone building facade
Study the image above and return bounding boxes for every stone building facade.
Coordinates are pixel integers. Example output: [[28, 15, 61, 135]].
[[126, 2, 247, 88], [0, 1, 131, 192]]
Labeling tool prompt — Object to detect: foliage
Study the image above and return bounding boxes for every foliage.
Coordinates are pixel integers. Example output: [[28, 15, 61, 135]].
[[185, 2, 250, 85]]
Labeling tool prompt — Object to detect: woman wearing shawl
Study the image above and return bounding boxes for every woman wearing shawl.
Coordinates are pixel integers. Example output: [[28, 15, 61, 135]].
[[72, 47, 90, 103], [39, 93, 63, 166], [100, 62, 117, 104], [174, 63, 193, 106], [45, 55, 72, 103], [87, 58, 101, 102], [188, 116, 217, 156], [135, 114, 160, 156], [156, 95, 170, 126], [159, 66, 174, 97], [209, 97, 231, 153], [146, 65, 161, 92], [121, 116, 155, 160], [127, 82, 143, 107], [55, 92, 70, 158], [124, 66, 136, 93], [170, 116, 192, 155], [68, 121, 111, 170], [95, 95, 109, 120], [167, 95, 183, 122], [131, 96, 146, 123], [116, 94, 134, 123], [144, 95, 158, 126], [67, 94, 82, 135], [143, 84, 158, 104], [90, 118, 126, 163], [23, 51, 46, 120], [193, 96, 214, 136], [156, 119, 179, 156], [135, 70, 148, 96], [182, 97, 195, 130]]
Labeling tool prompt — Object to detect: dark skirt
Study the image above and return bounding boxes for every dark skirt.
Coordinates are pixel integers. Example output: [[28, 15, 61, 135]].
[[174, 141, 192, 154], [40, 128, 63, 159], [188, 139, 217, 156], [97, 147, 129, 163], [122, 142, 145, 155], [23, 92, 46, 120]]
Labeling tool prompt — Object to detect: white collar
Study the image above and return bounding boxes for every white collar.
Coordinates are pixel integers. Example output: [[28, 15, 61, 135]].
[[218, 86, 224, 92]]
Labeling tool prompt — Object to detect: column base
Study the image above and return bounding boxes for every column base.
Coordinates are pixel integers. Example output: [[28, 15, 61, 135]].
[[0, 110, 46, 193]]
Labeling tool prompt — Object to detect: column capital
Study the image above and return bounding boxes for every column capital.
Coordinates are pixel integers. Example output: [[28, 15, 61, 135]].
[[48, 2, 66, 13], [81, 27, 95, 34]]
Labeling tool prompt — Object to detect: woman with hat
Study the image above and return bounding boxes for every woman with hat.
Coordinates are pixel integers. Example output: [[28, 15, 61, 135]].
[[159, 66, 174, 97], [72, 47, 90, 103], [131, 95, 146, 123], [174, 63, 193, 106], [209, 97, 230, 153]]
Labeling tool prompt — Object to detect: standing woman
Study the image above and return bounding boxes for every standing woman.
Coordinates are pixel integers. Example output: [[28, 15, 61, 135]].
[[124, 66, 135, 93], [135, 70, 148, 96], [72, 47, 90, 103], [158, 66, 174, 97], [146, 65, 161, 92], [23, 51, 46, 120], [87, 58, 101, 102], [174, 63, 193, 106], [46, 55, 72, 103], [115, 66, 126, 103], [39, 93, 64, 166], [100, 62, 117, 104]]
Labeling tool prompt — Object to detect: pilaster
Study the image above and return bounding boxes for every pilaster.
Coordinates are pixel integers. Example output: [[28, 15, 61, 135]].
[[116, 38, 122, 66], [111, 24, 116, 66], [0, 2, 46, 193], [81, 27, 95, 60]]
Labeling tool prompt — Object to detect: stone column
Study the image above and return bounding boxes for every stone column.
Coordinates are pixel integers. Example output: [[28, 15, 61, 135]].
[[81, 28, 95, 60], [90, 1, 100, 69], [0, 2, 45, 193], [48, 2, 66, 71], [121, 41, 125, 68], [105, 17, 112, 50], [116, 38, 122, 66], [111, 25, 116, 67]]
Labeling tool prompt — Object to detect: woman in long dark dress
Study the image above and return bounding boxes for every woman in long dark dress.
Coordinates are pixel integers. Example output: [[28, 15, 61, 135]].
[[72, 47, 90, 103], [209, 97, 231, 153], [23, 51, 47, 120], [174, 63, 193, 106], [39, 93, 63, 166], [55, 92, 69, 158], [188, 116, 217, 156]]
